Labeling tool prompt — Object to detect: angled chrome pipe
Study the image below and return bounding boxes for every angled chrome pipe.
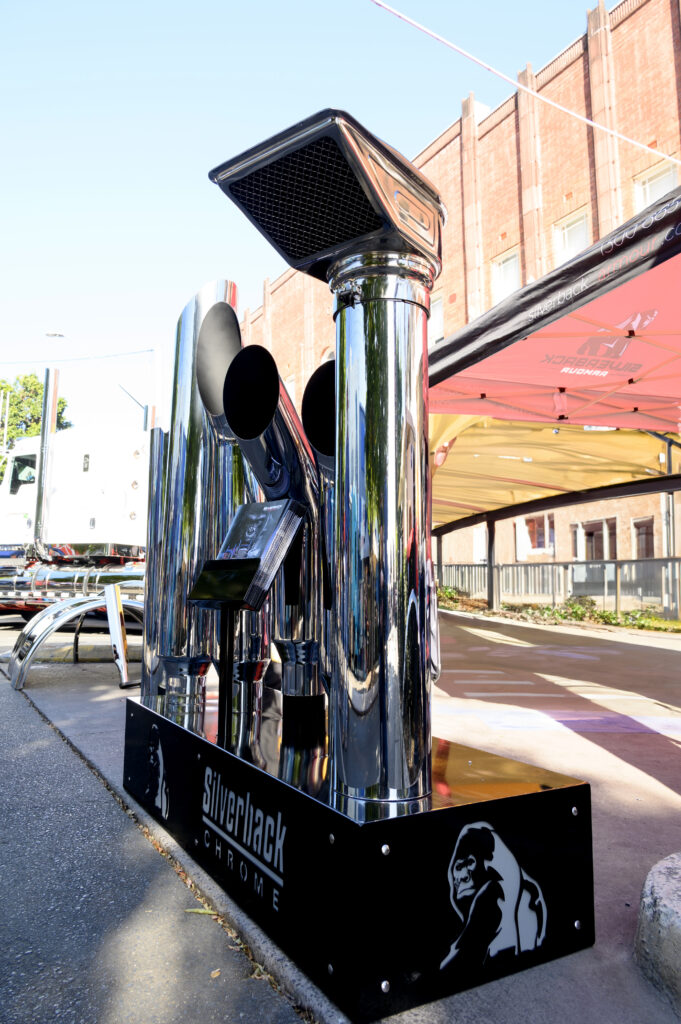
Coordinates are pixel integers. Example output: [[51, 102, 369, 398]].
[[223, 344, 322, 697]]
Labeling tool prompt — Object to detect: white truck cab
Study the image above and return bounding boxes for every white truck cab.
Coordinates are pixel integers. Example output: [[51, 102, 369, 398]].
[[0, 428, 149, 561]]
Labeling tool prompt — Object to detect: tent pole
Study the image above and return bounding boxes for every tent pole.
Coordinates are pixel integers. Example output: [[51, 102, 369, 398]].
[[486, 515, 497, 611]]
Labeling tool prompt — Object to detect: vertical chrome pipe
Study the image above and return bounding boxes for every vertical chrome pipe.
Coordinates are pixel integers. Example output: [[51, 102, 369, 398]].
[[207, 108, 444, 805], [223, 344, 322, 697], [150, 281, 243, 712], [194, 302, 271, 702], [33, 368, 60, 561], [141, 426, 166, 695], [328, 252, 437, 809], [301, 359, 335, 688]]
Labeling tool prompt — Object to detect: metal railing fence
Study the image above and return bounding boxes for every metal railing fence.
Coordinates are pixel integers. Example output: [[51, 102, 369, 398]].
[[439, 557, 681, 618]]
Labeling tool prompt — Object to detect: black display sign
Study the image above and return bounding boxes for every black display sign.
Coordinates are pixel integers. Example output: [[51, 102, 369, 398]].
[[189, 499, 305, 611], [124, 701, 594, 1021]]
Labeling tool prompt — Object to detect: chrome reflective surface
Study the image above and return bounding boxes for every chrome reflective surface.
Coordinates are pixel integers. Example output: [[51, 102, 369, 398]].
[[223, 346, 322, 697], [329, 251, 438, 805], [8, 591, 143, 691], [142, 427, 165, 692], [104, 583, 129, 686], [148, 280, 248, 701], [0, 561, 145, 604], [337, 116, 444, 268], [301, 359, 335, 687], [427, 558, 441, 683], [278, 693, 327, 797]]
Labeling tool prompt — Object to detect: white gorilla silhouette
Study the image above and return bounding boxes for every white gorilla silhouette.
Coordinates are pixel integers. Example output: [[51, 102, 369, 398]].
[[441, 821, 547, 970]]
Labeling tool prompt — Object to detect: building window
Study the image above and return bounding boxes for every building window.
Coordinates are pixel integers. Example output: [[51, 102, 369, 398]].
[[633, 517, 654, 559], [584, 521, 603, 560], [473, 523, 487, 563], [571, 524, 582, 559], [491, 250, 520, 305], [583, 518, 617, 560], [524, 513, 554, 551], [553, 211, 589, 265], [525, 515, 545, 550], [515, 513, 556, 559], [428, 295, 444, 346], [634, 164, 678, 212]]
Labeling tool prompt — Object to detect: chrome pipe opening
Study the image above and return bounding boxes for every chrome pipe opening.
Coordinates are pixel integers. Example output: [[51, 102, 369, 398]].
[[223, 345, 280, 442], [196, 301, 246, 442], [301, 359, 335, 469]]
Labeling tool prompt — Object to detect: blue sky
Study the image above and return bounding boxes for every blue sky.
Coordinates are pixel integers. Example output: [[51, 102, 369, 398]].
[[2, 0, 596, 427]]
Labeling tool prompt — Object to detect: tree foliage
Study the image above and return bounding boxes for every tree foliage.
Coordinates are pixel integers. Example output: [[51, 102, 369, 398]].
[[0, 374, 71, 480]]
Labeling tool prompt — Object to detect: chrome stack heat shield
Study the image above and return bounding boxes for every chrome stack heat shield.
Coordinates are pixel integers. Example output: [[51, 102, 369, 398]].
[[210, 109, 445, 807]]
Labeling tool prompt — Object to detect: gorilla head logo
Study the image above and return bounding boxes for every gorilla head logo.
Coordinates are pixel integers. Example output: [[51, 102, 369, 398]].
[[441, 822, 547, 970], [144, 724, 170, 820]]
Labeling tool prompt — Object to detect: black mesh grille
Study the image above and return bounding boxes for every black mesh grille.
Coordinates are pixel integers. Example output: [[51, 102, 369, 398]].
[[229, 136, 383, 261]]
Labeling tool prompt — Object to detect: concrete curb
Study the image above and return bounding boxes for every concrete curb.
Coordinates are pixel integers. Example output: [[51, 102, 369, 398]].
[[109, 782, 349, 1024], [50, 700, 348, 1024], [635, 853, 681, 1019]]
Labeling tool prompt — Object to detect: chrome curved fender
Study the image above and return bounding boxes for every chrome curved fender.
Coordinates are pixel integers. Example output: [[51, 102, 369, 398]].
[[9, 586, 142, 691]]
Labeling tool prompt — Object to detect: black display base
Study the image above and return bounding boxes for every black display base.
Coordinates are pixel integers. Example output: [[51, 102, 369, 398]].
[[124, 700, 594, 1022]]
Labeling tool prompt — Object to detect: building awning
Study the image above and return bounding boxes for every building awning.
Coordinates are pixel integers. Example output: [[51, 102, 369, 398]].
[[428, 188, 681, 532]]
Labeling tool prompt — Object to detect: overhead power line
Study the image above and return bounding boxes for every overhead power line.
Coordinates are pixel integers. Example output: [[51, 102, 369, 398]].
[[370, 0, 681, 168], [0, 348, 154, 367]]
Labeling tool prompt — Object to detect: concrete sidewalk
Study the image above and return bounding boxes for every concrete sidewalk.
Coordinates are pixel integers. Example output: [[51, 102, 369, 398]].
[[1, 614, 680, 1023], [0, 669, 308, 1024]]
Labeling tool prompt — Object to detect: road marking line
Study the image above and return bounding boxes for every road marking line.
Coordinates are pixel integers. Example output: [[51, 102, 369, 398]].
[[463, 692, 568, 698]]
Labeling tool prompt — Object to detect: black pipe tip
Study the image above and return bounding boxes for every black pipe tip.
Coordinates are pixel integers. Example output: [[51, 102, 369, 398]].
[[302, 359, 335, 458], [223, 345, 280, 439]]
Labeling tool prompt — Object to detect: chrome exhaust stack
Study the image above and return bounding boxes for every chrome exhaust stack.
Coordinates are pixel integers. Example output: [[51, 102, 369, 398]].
[[210, 110, 445, 809], [122, 114, 594, 1020], [145, 280, 267, 726], [222, 344, 322, 698]]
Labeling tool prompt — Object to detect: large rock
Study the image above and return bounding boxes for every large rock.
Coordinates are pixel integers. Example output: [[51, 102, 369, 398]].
[[635, 853, 681, 1017]]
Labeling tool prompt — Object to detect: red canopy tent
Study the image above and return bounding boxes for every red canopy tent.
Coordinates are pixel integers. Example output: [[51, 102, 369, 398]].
[[428, 187, 681, 543]]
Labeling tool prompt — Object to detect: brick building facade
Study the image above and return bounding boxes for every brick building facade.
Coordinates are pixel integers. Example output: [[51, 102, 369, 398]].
[[240, 0, 681, 565]]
